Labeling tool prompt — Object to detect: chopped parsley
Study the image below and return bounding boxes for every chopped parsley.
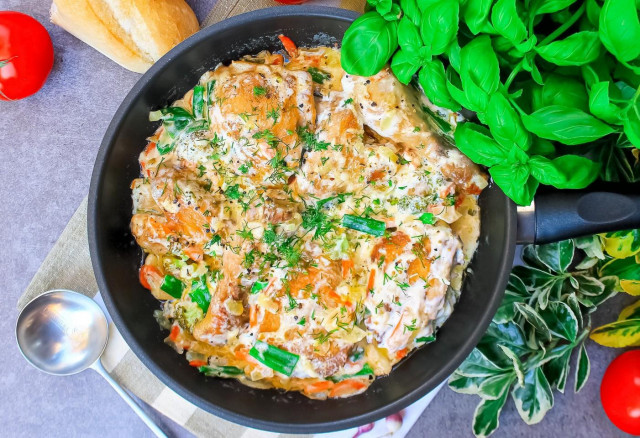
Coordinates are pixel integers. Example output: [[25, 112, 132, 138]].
[[225, 184, 242, 200], [297, 126, 330, 152], [343, 98, 354, 107], [307, 67, 331, 84], [253, 86, 267, 96]]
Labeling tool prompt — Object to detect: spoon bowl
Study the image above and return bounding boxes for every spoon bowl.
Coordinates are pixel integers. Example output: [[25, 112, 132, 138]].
[[16, 290, 108, 375]]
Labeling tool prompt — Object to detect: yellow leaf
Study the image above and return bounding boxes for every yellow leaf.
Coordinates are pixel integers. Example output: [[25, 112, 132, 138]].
[[590, 318, 640, 347], [601, 234, 640, 259], [621, 280, 640, 296], [618, 300, 640, 321]]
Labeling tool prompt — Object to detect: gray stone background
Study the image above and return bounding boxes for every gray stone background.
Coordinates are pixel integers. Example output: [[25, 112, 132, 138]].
[[0, 0, 634, 436]]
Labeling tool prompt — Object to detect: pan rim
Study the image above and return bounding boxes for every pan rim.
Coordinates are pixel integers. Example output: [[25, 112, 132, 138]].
[[88, 5, 517, 433]]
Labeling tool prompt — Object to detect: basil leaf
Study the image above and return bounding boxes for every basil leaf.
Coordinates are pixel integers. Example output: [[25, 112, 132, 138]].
[[539, 301, 578, 342], [489, 162, 538, 206], [511, 367, 554, 425], [527, 137, 556, 156], [460, 35, 501, 94], [494, 273, 529, 324], [536, 31, 601, 66], [623, 87, 640, 148], [486, 92, 531, 150], [446, 40, 462, 72], [454, 122, 509, 166], [420, 0, 459, 56], [419, 59, 461, 110], [341, 12, 398, 76], [588, 82, 622, 124], [472, 389, 509, 437], [462, 0, 494, 35], [586, 0, 601, 27], [491, 0, 527, 44], [535, 0, 578, 14], [368, 0, 393, 15], [446, 66, 474, 109], [521, 105, 616, 145], [397, 16, 423, 51], [574, 343, 590, 393], [599, 0, 640, 63], [543, 344, 572, 393], [390, 49, 422, 84], [529, 155, 600, 189], [514, 302, 552, 341], [401, 0, 422, 26]]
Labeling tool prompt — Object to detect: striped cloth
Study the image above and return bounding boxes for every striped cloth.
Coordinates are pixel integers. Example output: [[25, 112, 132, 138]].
[[18, 1, 445, 436]]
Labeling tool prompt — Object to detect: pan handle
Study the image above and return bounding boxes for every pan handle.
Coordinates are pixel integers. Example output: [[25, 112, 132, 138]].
[[516, 183, 640, 244]]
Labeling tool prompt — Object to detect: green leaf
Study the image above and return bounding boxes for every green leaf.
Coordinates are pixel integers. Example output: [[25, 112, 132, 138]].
[[533, 240, 575, 273], [623, 87, 640, 148], [498, 345, 525, 385], [494, 273, 529, 324], [539, 301, 579, 342], [391, 49, 422, 84], [521, 105, 616, 145], [419, 59, 461, 110], [565, 292, 583, 328], [511, 367, 554, 425], [460, 35, 501, 94], [536, 31, 601, 66], [401, 0, 422, 26], [512, 265, 554, 289], [420, 0, 459, 56], [478, 322, 531, 362], [574, 343, 590, 393], [341, 12, 398, 76], [573, 274, 605, 296], [448, 370, 486, 394], [454, 123, 509, 166], [514, 302, 552, 341], [489, 162, 537, 206], [599, 0, 640, 63], [478, 372, 517, 399], [589, 82, 623, 125], [535, 0, 578, 14], [543, 344, 572, 393], [457, 348, 508, 377], [472, 389, 510, 438], [491, 0, 527, 44], [486, 92, 531, 150], [462, 0, 494, 35]]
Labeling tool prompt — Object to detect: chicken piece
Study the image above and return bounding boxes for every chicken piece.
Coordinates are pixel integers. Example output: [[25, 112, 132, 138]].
[[202, 61, 315, 178], [364, 224, 463, 353], [343, 68, 488, 194], [296, 91, 367, 196], [193, 250, 248, 345]]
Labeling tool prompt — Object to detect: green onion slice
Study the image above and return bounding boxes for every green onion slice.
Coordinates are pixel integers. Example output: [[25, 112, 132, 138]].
[[418, 212, 435, 225], [160, 275, 184, 299], [249, 340, 299, 376], [342, 214, 386, 237], [251, 280, 269, 294], [327, 363, 375, 383], [185, 119, 210, 133], [192, 85, 205, 119], [198, 365, 244, 377], [416, 335, 436, 344], [190, 276, 211, 312], [207, 80, 216, 106]]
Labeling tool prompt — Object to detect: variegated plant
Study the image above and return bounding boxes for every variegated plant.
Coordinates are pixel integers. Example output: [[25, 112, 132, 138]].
[[449, 236, 625, 437]]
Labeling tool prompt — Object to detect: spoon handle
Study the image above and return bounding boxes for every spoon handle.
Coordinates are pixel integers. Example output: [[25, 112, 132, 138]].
[[91, 360, 168, 438]]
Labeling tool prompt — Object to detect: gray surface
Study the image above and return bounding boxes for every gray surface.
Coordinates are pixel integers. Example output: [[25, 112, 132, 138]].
[[0, 1, 632, 437]]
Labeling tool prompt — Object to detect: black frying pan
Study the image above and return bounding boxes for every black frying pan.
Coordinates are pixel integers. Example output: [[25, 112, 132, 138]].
[[88, 6, 640, 433]]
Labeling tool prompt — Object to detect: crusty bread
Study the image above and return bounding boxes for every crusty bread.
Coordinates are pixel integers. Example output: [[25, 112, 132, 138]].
[[50, 0, 199, 73]]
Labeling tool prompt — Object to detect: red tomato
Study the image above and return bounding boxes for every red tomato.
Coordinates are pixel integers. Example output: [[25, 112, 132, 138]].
[[0, 11, 54, 100], [274, 0, 308, 4], [601, 350, 640, 435]]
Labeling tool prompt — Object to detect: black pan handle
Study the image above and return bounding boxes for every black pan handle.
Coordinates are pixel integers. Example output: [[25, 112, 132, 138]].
[[516, 183, 640, 244]]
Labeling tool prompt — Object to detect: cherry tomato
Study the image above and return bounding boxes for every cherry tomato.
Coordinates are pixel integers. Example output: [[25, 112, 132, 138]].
[[274, 0, 308, 4], [601, 350, 640, 435], [0, 11, 54, 100]]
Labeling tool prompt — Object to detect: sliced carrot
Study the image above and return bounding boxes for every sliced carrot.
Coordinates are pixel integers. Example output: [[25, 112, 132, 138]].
[[169, 325, 180, 342], [278, 34, 298, 58], [144, 141, 156, 155], [367, 269, 376, 292], [184, 245, 204, 262], [234, 346, 249, 361], [329, 379, 368, 398], [467, 184, 482, 195], [139, 264, 162, 290], [396, 348, 408, 360], [342, 259, 354, 277], [189, 360, 207, 367], [305, 380, 333, 394]]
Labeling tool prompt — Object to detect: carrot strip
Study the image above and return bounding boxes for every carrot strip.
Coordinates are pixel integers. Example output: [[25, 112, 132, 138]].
[[342, 259, 354, 277], [329, 379, 367, 398], [305, 380, 333, 394], [189, 360, 207, 367], [169, 325, 180, 342], [395, 348, 408, 360], [139, 264, 162, 290], [367, 269, 376, 292], [278, 34, 298, 58]]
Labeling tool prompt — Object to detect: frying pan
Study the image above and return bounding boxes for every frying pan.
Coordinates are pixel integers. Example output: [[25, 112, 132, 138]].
[[88, 5, 640, 433]]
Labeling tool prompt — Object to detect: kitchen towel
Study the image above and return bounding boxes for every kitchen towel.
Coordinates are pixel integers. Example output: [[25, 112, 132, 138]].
[[17, 1, 445, 437]]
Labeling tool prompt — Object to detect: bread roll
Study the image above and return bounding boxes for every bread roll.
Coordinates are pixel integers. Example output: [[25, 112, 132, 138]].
[[50, 0, 199, 73]]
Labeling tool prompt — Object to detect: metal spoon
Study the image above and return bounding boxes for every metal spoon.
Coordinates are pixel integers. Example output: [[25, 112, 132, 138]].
[[16, 290, 167, 438]]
